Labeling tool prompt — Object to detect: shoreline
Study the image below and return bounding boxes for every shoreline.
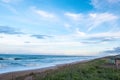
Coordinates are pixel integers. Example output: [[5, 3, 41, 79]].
[[0, 59, 89, 80]]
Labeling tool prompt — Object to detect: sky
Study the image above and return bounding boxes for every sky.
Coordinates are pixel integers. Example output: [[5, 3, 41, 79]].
[[0, 0, 120, 56]]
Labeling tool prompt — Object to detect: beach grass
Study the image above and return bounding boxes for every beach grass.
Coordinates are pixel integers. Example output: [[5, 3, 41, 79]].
[[14, 57, 120, 80]]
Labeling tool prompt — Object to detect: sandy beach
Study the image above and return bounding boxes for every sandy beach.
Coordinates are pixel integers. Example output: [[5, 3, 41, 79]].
[[0, 65, 58, 80], [0, 60, 88, 80]]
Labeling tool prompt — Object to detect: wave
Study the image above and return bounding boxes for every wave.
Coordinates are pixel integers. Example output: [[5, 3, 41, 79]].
[[0, 57, 46, 61], [0, 57, 22, 60]]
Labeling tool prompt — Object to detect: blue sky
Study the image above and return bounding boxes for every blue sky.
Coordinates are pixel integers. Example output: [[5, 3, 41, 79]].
[[0, 0, 120, 56]]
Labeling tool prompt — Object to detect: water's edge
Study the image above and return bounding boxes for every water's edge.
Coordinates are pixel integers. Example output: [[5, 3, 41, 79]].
[[0, 54, 98, 74]]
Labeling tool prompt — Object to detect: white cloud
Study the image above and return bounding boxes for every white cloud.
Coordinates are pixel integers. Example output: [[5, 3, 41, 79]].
[[0, 3, 18, 14], [75, 28, 86, 37], [64, 12, 118, 31], [2, 0, 12, 3], [0, 30, 120, 55], [35, 10, 55, 18], [91, 0, 120, 13], [107, 0, 120, 3], [64, 23, 71, 29], [91, 0, 103, 9], [64, 12, 83, 21], [32, 7, 56, 19], [90, 31, 120, 38], [89, 13, 118, 20], [88, 13, 118, 31], [74, 30, 120, 40], [1, 0, 22, 4], [0, 34, 86, 55], [89, 13, 97, 18]]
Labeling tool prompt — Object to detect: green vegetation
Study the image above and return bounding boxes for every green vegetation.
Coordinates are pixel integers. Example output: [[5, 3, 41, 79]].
[[15, 57, 120, 80]]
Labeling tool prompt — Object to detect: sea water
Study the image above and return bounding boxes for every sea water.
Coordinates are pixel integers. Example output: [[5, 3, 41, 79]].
[[0, 54, 97, 74]]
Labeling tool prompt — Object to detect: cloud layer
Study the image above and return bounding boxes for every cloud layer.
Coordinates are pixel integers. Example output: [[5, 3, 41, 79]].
[[0, 0, 120, 56], [31, 34, 52, 39], [103, 47, 120, 55], [0, 26, 22, 34]]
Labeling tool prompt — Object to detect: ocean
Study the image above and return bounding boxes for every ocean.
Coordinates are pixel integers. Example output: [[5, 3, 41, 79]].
[[0, 54, 97, 74]]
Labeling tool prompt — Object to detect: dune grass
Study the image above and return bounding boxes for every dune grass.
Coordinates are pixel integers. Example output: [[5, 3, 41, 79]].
[[15, 57, 120, 80]]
